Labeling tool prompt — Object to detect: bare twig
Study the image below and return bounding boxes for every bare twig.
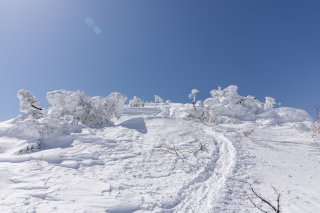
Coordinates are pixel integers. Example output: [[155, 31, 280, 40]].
[[157, 139, 210, 172], [241, 181, 281, 213], [248, 196, 268, 213]]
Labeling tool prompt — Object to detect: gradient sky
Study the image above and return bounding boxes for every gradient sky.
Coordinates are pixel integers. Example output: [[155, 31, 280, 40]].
[[0, 0, 320, 121]]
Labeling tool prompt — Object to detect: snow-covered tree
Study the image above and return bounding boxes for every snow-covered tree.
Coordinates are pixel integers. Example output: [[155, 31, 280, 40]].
[[129, 96, 145, 107], [17, 89, 43, 118], [99, 92, 127, 119], [204, 85, 265, 121], [47, 90, 127, 127], [189, 89, 199, 105], [14, 89, 127, 154], [264, 97, 276, 110], [47, 90, 97, 127], [210, 86, 223, 98], [154, 95, 164, 103]]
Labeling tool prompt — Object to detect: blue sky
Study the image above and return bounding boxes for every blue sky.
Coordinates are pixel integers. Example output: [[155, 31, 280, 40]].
[[0, 0, 320, 121]]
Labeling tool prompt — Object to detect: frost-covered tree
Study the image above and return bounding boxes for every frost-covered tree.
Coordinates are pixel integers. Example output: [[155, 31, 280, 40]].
[[129, 96, 145, 107], [17, 89, 43, 118], [206, 85, 241, 108], [99, 92, 127, 119], [47, 90, 127, 127], [154, 95, 164, 103], [189, 89, 199, 106], [264, 97, 276, 110], [210, 86, 224, 98], [14, 89, 127, 154], [204, 85, 265, 121], [47, 90, 98, 127]]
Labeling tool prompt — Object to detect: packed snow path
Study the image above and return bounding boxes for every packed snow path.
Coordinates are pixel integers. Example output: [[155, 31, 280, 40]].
[[173, 126, 236, 212], [0, 106, 320, 212]]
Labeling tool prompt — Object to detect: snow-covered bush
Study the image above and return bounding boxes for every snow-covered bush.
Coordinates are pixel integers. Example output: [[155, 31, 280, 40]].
[[210, 86, 224, 99], [157, 138, 210, 172], [202, 85, 312, 123], [264, 97, 276, 109], [47, 90, 99, 127], [47, 90, 127, 128], [17, 89, 43, 119], [12, 90, 127, 140], [204, 85, 263, 121], [12, 89, 128, 154], [99, 92, 127, 119], [129, 96, 145, 107], [154, 95, 164, 103]]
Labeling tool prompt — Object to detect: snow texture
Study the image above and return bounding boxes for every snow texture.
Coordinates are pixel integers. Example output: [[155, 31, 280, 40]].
[[0, 86, 318, 212]]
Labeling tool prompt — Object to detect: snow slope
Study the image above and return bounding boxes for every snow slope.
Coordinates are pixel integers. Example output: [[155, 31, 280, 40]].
[[0, 105, 319, 212]]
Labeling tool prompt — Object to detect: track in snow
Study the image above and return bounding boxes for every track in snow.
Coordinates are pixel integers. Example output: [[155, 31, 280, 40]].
[[172, 124, 236, 213]]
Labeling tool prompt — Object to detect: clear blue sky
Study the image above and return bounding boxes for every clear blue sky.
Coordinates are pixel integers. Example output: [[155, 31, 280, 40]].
[[0, 0, 320, 121]]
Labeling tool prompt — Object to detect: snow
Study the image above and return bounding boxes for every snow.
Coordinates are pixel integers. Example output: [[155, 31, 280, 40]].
[[0, 87, 319, 212]]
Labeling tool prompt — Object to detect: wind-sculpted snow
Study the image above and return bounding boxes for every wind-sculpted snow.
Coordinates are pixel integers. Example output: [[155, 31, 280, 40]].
[[0, 114, 235, 212]]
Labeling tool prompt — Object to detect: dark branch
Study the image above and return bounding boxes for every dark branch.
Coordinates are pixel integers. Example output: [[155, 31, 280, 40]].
[[272, 186, 281, 213], [239, 180, 281, 213], [248, 195, 269, 213], [250, 185, 277, 212], [31, 104, 43, 111]]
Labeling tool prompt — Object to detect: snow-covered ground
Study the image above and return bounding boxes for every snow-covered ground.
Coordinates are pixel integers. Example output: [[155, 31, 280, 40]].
[[0, 89, 320, 212]]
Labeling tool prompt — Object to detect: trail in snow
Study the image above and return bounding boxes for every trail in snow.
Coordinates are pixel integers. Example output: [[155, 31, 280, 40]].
[[173, 125, 236, 213]]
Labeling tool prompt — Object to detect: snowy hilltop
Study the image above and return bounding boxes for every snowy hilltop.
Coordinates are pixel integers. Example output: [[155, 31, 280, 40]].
[[0, 85, 319, 212]]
